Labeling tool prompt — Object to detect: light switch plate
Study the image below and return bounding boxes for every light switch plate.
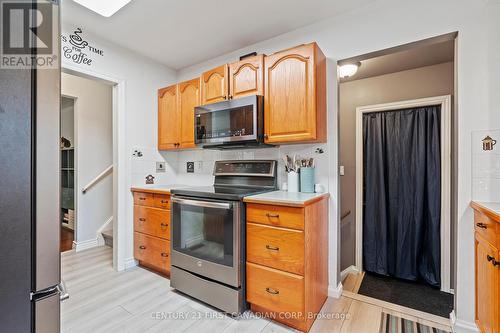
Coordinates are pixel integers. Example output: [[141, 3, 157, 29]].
[[156, 162, 166, 173], [339, 165, 345, 176]]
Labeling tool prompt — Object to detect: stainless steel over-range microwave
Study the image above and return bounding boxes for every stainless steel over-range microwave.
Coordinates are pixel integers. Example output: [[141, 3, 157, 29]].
[[195, 95, 270, 149]]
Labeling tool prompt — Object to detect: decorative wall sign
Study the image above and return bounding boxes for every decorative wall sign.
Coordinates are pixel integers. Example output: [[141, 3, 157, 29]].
[[61, 28, 104, 66]]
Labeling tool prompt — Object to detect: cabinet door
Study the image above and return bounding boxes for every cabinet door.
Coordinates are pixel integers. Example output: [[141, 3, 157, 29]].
[[475, 233, 499, 333], [178, 78, 200, 148], [229, 55, 264, 99], [264, 43, 325, 144], [201, 64, 228, 105], [158, 85, 179, 150]]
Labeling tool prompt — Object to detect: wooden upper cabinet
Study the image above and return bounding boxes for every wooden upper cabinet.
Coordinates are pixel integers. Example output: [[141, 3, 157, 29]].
[[158, 85, 179, 150], [229, 55, 264, 99], [201, 64, 228, 105], [264, 42, 326, 144], [178, 78, 200, 148]]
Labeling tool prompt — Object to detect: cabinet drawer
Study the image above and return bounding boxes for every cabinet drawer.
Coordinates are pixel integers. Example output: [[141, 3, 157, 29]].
[[134, 232, 170, 272], [133, 192, 154, 206], [247, 262, 304, 315], [474, 211, 499, 248], [247, 204, 304, 230], [247, 223, 304, 275], [134, 205, 170, 239], [154, 194, 170, 209]]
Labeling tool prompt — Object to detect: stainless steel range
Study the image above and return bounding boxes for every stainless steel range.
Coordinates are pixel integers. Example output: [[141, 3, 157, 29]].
[[170, 160, 277, 314]]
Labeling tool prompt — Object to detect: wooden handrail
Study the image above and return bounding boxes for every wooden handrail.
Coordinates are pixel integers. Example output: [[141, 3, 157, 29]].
[[82, 165, 113, 194]]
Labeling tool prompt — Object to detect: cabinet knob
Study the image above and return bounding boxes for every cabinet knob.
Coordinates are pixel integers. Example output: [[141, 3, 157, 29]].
[[266, 245, 279, 251], [161, 252, 169, 257], [139, 245, 146, 250], [139, 197, 147, 201], [487, 255, 500, 266], [476, 222, 488, 229], [161, 223, 168, 228], [139, 218, 146, 222], [266, 213, 279, 218], [161, 200, 168, 204], [265, 287, 279, 295]]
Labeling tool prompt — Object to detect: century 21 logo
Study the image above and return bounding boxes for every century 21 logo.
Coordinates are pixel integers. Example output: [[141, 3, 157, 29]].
[[2, 1, 53, 55]]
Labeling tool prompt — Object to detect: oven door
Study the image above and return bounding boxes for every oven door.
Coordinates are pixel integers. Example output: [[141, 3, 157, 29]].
[[171, 196, 241, 287]]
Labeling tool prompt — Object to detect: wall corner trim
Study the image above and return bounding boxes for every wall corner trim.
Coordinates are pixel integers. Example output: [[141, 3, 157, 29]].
[[450, 310, 479, 333], [73, 238, 99, 252], [328, 282, 343, 299], [123, 257, 138, 271]]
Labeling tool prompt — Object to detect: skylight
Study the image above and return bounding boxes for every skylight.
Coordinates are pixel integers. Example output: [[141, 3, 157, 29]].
[[73, 0, 132, 17]]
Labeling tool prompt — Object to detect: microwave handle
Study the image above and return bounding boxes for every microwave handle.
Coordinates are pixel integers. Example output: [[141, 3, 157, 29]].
[[172, 197, 232, 209]]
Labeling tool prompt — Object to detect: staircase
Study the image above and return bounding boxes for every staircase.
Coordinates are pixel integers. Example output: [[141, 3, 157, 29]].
[[101, 230, 113, 247]]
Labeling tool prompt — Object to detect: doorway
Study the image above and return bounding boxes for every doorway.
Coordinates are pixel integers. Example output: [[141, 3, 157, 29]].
[[338, 33, 457, 319], [60, 71, 115, 262]]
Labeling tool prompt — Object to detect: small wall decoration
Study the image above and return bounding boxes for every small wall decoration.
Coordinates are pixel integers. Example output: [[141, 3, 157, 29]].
[[145, 175, 155, 185], [60, 27, 104, 67], [482, 135, 497, 151]]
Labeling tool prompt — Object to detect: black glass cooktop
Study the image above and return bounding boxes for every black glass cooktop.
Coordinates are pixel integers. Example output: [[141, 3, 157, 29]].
[[171, 186, 271, 201]]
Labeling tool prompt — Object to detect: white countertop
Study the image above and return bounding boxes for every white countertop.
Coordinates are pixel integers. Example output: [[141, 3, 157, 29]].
[[130, 184, 192, 194], [243, 190, 330, 207]]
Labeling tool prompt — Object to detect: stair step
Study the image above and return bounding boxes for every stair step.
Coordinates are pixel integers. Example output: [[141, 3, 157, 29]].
[[101, 230, 113, 247]]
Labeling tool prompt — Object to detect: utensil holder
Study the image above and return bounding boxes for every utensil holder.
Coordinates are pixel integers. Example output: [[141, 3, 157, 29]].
[[287, 171, 300, 192], [300, 167, 315, 193]]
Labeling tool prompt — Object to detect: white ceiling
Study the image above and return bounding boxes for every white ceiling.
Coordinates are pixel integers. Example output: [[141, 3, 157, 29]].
[[340, 40, 454, 82], [62, 0, 373, 70]]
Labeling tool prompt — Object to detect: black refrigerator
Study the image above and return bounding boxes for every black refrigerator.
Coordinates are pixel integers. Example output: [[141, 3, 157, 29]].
[[0, 0, 64, 332]]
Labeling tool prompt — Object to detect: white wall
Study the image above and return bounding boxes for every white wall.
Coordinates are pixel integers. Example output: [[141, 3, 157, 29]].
[[61, 72, 113, 245], [60, 97, 75, 146], [172, 1, 499, 330], [61, 23, 177, 269]]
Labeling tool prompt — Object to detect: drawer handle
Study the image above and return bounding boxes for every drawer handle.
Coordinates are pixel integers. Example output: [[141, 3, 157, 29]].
[[265, 287, 279, 295], [161, 223, 168, 228], [476, 222, 488, 229], [139, 197, 147, 201], [139, 218, 146, 222], [139, 245, 146, 250], [161, 252, 169, 257], [266, 213, 280, 218], [265, 245, 279, 251], [160, 200, 169, 204]]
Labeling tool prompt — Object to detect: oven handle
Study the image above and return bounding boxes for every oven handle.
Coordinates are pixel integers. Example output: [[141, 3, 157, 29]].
[[172, 197, 232, 209]]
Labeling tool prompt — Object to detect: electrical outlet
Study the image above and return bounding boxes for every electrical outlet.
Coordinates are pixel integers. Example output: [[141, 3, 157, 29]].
[[186, 162, 194, 173], [156, 162, 166, 173]]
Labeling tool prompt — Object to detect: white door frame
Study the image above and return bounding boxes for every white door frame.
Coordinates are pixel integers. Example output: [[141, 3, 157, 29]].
[[355, 95, 452, 293], [62, 63, 127, 271]]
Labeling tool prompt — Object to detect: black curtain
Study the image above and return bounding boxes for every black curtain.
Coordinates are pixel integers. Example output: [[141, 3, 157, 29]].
[[362, 105, 441, 287]]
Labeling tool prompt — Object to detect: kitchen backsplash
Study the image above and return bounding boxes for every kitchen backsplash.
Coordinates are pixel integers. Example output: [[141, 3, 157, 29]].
[[472, 129, 500, 202], [130, 144, 329, 191]]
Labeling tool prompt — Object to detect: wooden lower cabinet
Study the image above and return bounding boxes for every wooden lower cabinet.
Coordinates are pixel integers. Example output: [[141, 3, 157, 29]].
[[132, 189, 171, 275], [472, 202, 500, 333], [246, 196, 329, 332]]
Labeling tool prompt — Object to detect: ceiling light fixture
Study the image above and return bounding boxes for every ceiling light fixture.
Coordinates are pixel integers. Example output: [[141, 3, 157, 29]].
[[339, 62, 361, 78], [73, 0, 132, 17]]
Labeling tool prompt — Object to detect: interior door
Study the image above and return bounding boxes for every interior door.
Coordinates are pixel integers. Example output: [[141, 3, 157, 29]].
[[201, 64, 228, 105], [158, 85, 179, 150], [229, 55, 264, 99], [475, 233, 499, 333], [179, 78, 200, 148]]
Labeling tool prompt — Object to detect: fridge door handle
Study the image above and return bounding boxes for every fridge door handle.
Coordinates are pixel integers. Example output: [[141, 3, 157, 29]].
[[57, 281, 69, 302]]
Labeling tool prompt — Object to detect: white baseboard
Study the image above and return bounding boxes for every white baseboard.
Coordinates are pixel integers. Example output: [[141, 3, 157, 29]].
[[73, 238, 99, 252], [341, 265, 360, 281], [450, 310, 479, 333], [97, 216, 113, 246], [124, 257, 138, 270], [328, 282, 343, 298]]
